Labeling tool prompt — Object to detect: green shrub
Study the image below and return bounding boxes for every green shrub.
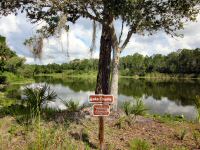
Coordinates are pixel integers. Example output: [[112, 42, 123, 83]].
[[0, 75, 6, 84], [122, 98, 148, 117], [23, 84, 57, 118], [5, 85, 21, 99], [63, 100, 85, 112], [193, 131, 200, 149], [129, 138, 151, 150], [194, 96, 200, 123], [115, 116, 127, 129]]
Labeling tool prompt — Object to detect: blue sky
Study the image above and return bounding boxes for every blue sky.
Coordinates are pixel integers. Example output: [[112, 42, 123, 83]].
[[0, 13, 200, 64]]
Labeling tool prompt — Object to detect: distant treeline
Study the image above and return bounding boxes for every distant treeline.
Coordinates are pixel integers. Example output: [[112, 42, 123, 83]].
[[33, 48, 200, 76]]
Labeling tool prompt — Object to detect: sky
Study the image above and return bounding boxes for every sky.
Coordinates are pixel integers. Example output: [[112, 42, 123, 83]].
[[0, 13, 200, 64]]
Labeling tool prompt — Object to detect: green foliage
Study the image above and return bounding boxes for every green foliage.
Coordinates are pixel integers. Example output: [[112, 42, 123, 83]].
[[17, 64, 35, 77], [34, 49, 200, 77], [194, 96, 200, 123], [129, 138, 151, 150], [153, 114, 185, 123], [0, 35, 26, 75], [63, 100, 83, 112], [23, 84, 57, 116], [4, 56, 25, 73], [5, 85, 21, 99], [193, 131, 200, 149], [0, 75, 6, 84], [122, 98, 147, 117], [0, 35, 6, 44], [114, 116, 127, 129], [0, 41, 16, 72]]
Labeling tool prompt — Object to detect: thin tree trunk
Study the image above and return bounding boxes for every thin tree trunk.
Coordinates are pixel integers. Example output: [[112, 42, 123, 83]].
[[110, 48, 120, 111]]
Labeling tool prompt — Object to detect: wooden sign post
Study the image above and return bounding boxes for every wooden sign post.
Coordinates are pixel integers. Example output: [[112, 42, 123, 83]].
[[89, 95, 114, 150]]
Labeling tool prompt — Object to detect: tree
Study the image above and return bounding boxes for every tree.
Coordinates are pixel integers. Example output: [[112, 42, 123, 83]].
[[1, 1, 200, 148], [0, 36, 17, 72], [4, 56, 25, 73]]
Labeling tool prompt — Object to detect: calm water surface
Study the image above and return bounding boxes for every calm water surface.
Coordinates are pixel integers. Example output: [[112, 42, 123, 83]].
[[26, 76, 200, 120]]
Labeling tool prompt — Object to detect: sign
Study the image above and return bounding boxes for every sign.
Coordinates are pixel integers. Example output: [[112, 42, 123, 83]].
[[89, 95, 114, 104], [93, 104, 110, 116]]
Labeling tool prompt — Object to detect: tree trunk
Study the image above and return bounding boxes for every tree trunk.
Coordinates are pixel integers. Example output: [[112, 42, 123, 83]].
[[95, 21, 112, 95], [95, 9, 113, 150], [110, 48, 120, 111]]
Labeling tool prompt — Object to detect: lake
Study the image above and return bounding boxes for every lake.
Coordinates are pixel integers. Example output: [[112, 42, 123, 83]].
[[6, 76, 200, 120]]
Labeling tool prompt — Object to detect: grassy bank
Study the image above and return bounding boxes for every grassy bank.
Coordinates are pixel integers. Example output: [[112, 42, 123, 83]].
[[1, 72, 34, 85], [35, 71, 200, 80]]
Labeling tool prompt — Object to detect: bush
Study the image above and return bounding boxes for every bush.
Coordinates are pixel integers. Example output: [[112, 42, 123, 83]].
[[129, 138, 151, 150], [63, 100, 84, 112], [0, 75, 7, 84], [122, 98, 148, 117], [194, 96, 200, 123], [22, 84, 57, 118]]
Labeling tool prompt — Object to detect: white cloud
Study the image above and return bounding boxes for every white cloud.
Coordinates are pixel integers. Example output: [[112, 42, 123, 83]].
[[0, 15, 19, 34], [122, 15, 200, 56]]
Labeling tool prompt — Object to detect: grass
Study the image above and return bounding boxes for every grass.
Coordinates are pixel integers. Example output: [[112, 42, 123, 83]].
[[2, 72, 34, 84], [35, 71, 200, 80], [129, 138, 151, 150], [122, 98, 147, 118], [151, 114, 186, 124], [36, 70, 97, 79], [174, 129, 187, 141]]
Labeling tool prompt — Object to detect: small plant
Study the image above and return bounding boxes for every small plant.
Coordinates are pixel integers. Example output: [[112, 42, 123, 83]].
[[115, 116, 127, 129], [122, 98, 148, 117], [193, 131, 200, 149], [174, 129, 187, 140], [63, 100, 85, 112], [129, 138, 151, 150], [22, 84, 57, 119], [194, 96, 200, 123]]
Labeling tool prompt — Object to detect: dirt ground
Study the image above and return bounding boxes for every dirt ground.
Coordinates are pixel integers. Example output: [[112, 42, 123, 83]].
[[0, 111, 200, 150]]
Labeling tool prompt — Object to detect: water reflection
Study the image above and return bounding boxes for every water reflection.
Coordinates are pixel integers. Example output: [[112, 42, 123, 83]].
[[32, 76, 200, 120]]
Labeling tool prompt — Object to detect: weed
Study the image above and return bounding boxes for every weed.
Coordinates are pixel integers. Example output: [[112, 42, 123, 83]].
[[129, 138, 151, 150], [193, 131, 200, 149], [115, 116, 127, 129], [174, 129, 187, 140], [63, 100, 86, 112], [122, 98, 148, 117], [194, 96, 200, 123]]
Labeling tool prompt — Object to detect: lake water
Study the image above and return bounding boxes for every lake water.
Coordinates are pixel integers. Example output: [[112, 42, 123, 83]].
[[31, 76, 200, 120], [6, 76, 200, 120]]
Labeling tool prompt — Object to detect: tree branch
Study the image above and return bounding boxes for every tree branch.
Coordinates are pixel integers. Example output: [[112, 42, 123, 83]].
[[110, 23, 121, 52], [119, 20, 125, 45], [82, 4, 103, 23], [120, 27, 136, 51]]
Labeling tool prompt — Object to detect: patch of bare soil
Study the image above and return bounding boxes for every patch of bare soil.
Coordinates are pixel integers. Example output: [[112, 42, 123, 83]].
[[70, 112, 199, 150]]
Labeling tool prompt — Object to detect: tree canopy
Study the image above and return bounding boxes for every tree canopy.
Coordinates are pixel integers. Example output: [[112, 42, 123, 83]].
[[1, 0, 200, 42], [0, 35, 25, 73]]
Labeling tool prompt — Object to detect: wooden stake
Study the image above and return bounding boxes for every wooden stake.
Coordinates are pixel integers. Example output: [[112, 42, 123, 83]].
[[99, 116, 104, 150]]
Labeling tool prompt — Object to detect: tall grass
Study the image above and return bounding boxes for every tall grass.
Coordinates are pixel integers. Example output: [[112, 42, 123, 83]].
[[194, 96, 200, 123]]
